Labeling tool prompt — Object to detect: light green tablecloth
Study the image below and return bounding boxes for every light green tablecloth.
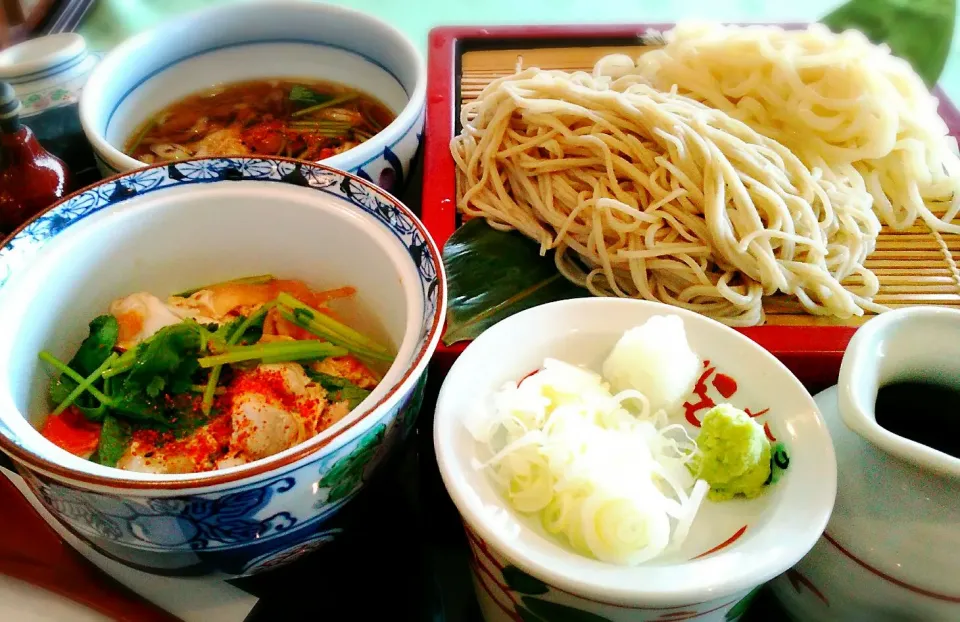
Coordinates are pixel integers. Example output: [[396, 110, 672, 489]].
[[78, 0, 960, 102]]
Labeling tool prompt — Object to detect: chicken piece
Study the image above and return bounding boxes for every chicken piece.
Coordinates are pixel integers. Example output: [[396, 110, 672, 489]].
[[116, 445, 197, 474], [230, 393, 303, 461], [228, 363, 325, 461], [192, 127, 250, 157], [312, 355, 379, 390], [116, 427, 222, 474], [322, 400, 352, 426], [215, 454, 248, 470]]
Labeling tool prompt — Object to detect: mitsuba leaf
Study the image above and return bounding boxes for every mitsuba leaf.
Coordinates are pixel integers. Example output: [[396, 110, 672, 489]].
[[213, 316, 244, 343], [108, 392, 173, 425], [72, 315, 120, 374], [95, 416, 130, 468], [822, 0, 955, 86], [307, 370, 372, 409], [334, 385, 371, 410], [48, 315, 119, 421], [289, 85, 334, 107], [441, 218, 588, 345], [124, 323, 202, 397]]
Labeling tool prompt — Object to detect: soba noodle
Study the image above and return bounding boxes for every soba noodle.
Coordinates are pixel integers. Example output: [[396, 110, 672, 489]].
[[452, 68, 882, 325], [629, 23, 960, 235]]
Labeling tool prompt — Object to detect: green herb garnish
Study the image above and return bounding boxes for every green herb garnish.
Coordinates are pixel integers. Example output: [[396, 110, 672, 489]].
[[291, 92, 359, 118], [275, 293, 393, 363], [289, 85, 335, 107], [306, 370, 372, 410], [198, 340, 347, 368], [123, 323, 203, 398], [46, 315, 120, 420], [94, 415, 130, 468]]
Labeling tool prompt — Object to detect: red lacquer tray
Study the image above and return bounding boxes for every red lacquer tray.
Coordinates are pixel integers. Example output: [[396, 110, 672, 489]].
[[421, 23, 960, 390]]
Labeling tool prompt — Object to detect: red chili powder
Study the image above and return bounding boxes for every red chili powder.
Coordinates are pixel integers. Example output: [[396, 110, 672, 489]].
[[129, 368, 327, 468]]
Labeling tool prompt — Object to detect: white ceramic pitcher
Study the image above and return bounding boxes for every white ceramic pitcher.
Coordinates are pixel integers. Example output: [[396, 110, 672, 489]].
[[770, 307, 960, 621]]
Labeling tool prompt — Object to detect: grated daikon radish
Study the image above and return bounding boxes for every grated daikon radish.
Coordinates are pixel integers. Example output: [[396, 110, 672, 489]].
[[602, 315, 701, 413]]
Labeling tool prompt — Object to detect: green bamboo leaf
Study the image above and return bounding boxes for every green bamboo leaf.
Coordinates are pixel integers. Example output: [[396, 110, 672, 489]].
[[520, 596, 613, 622], [502, 565, 549, 595], [441, 219, 588, 345], [822, 0, 956, 86]]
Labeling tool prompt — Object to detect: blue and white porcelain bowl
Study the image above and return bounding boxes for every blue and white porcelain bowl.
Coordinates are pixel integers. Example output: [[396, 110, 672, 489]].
[[79, 1, 425, 193], [0, 157, 445, 577]]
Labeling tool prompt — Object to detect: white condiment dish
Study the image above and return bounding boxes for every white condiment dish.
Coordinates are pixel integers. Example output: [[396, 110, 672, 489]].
[[434, 298, 836, 621]]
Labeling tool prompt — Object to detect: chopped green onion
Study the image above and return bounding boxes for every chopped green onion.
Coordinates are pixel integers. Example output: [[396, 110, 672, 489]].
[[277, 293, 390, 353], [278, 309, 393, 363], [174, 274, 274, 298], [39, 351, 113, 406], [198, 341, 347, 368], [291, 93, 359, 118]]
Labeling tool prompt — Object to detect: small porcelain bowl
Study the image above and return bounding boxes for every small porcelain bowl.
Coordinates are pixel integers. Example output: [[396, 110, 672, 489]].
[[0, 33, 99, 118], [434, 299, 836, 621], [79, 1, 425, 192], [0, 156, 444, 577]]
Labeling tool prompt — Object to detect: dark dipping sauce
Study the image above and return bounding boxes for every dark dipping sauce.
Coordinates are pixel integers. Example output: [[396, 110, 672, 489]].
[[875, 381, 960, 458]]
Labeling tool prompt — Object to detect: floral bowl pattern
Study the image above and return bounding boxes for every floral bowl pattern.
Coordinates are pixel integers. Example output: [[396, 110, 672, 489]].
[[434, 298, 836, 619], [0, 157, 445, 577], [79, 1, 425, 194]]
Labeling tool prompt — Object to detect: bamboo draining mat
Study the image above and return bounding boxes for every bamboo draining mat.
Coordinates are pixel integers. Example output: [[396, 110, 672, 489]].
[[459, 46, 960, 327]]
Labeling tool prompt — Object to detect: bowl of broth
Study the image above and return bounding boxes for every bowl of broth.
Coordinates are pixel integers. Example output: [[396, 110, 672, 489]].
[[79, 1, 424, 193], [0, 157, 445, 577]]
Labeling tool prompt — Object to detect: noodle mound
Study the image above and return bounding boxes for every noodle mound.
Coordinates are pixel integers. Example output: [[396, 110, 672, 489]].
[[630, 23, 960, 235], [453, 67, 881, 326]]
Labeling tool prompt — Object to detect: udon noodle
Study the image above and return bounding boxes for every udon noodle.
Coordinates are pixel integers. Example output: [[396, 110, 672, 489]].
[[628, 23, 960, 235], [453, 68, 882, 325]]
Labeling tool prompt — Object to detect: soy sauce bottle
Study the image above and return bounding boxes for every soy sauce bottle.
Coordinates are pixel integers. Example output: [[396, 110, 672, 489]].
[[0, 81, 71, 234]]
